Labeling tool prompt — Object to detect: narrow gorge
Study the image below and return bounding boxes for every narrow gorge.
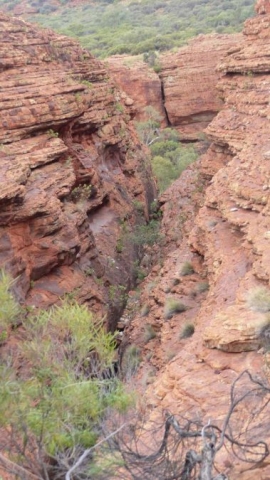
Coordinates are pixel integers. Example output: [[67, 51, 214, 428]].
[[0, 0, 269, 479]]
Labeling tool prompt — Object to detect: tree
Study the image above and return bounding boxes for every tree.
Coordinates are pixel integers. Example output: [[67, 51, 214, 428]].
[[66, 370, 270, 479], [135, 106, 163, 146], [0, 272, 132, 480]]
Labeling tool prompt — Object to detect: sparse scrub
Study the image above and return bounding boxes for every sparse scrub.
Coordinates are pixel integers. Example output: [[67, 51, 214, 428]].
[[179, 323, 195, 339], [165, 348, 177, 361], [46, 128, 59, 138], [180, 261, 194, 276], [121, 344, 142, 378], [0, 269, 20, 333], [247, 286, 270, 313], [0, 284, 133, 479], [71, 183, 92, 201], [164, 298, 187, 319], [196, 281, 209, 293], [143, 323, 157, 343], [140, 304, 150, 317]]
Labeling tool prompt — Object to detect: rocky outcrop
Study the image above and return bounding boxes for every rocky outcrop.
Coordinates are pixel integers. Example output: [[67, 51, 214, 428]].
[[122, 3, 270, 478], [107, 55, 167, 124], [0, 13, 156, 326], [159, 33, 243, 140], [108, 34, 243, 141], [256, 0, 270, 14]]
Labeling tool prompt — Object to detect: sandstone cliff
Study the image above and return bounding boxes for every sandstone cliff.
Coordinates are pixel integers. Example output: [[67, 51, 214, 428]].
[[108, 34, 242, 141], [0, 12, 156, 328], [160, 33, 243, 140], [123, 3, 270, 478]]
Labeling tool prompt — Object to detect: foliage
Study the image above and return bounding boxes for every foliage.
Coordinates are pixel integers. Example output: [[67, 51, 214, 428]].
[[71, 183, 92, 201], [180, 261, 195, 276], [12, 0, 256, 58], [131, 220, 161, 247], [164, 298, 187, 319], [247, 286, 270, 313], [46, 128, 59, 138], [195, 281, 210, 293], [136, 108, 198, 192], [0, 269, 21, 334], [143, 323, 156, 343], [135, 106, 162, 146], [179, 322, 195, 339], [0, 292, 133, 479], [121, 344, 142, 378]]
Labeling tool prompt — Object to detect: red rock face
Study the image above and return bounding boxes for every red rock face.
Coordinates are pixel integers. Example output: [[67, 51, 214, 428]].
[[107, 55, 167, 125], [108, 35, 242, 141], [123, 7, 270, 479], [159, 34, 243, 140], [256, 0, 270, 14], [0, 13, 156, 325]]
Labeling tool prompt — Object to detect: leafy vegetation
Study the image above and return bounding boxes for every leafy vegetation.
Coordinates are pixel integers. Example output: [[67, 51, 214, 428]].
[[0, 272, 133, 478], [164, 298, 187, 319], [2, 0, 255, 58], [136, 108, 198, 192], [247, 286, 270, 313]]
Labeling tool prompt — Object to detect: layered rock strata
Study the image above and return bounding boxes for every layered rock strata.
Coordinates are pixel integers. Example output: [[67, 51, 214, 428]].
[[159, 33, 243, 140], [108, 34, 242, 140], [0, 13, 156, 326], [107, 55, 167, 125], [123, 4, 270, 478]]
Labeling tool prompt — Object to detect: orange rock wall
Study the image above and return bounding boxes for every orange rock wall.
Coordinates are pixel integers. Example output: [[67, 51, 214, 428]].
[[124, 5, 270, 478], [159, 33, 243, 140], [108, 35, 242, 141], [0, 13, 156, 327]]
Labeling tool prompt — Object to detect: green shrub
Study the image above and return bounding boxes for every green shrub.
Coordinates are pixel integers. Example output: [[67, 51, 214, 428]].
[[131, 220, 161, 247], [0, 292, 132, 478], [140, 304, 150, 317], [180, 261, 194, 276], [0, 269, 20, 333], [196, 281, 209, 293], [143, 323, 156, 342], [179, 323, 195, 339], [164, 298, 187, 319], [247, 287, 270, 313], [121, 344, 142, 378]]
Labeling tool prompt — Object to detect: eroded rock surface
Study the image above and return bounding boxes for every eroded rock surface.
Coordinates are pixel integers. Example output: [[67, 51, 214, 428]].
[[107, 55, 167, 124], [122, 4, 270, 478], [0, 12, 156, 326], [108, 34, 242, 141], [160, 33, 243, 140]]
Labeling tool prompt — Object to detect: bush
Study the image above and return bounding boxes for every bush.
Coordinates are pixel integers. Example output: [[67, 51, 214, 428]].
[[247, 287, 270, 313], [196, 281, 209, 293], [0, 269, 20, 333], [179, 323, 195, 339], [164, 298, 187, 319], [0, 291, 132, 478], [143, 323, 157, 342], [140, 304, 150, 317], [121, 344, 142, 378], [180, 261, 194, 276], [131, 220, 161, 247]]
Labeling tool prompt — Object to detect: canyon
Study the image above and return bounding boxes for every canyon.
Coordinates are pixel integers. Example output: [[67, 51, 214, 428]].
[[121, 1, 270, 478], [0, 0, 269, 478]]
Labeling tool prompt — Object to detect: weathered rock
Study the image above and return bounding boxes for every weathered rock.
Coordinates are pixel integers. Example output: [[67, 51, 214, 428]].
[[256, 0, 270, 14], [159, 34, 243, 140], [0, 12, 156, 325], [203, 305, 265, 352], [122, 3, 270, 478], [107, 55, 166, 124]]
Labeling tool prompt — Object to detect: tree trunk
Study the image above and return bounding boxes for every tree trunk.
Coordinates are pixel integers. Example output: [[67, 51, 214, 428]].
[[199, 443, 215, 480]]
